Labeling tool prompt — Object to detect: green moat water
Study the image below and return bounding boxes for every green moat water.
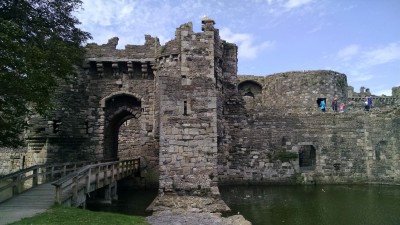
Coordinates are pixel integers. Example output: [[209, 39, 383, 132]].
[[86, 184, 400, 225], [220, 185, 400, 225]]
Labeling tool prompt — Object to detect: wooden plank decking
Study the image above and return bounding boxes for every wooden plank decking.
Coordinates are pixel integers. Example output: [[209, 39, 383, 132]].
[[0, 183, 54, 225]]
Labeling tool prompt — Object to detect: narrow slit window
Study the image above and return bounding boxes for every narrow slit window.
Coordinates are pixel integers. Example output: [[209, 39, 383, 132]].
[[85, 121, 89, 134], [183, 101, 188, 115]]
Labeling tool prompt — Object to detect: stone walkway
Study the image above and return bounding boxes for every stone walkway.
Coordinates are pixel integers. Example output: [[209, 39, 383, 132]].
[[147, 211, 251, 225], [0, 183, 54, 225]]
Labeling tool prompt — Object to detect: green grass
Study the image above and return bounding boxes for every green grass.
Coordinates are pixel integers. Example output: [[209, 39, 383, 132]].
[[9, 205, 149, 225]]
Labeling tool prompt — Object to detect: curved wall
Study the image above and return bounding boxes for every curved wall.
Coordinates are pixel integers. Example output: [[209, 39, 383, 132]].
[[239, 70, 348, 112]]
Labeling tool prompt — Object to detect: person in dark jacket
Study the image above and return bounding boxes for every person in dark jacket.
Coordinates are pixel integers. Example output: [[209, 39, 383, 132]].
[[332, 98, 338, 112], [364, 96, 373, 111]]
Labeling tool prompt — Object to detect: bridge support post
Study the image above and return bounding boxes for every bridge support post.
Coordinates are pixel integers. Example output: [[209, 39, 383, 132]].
[[32, 168, 38, 187], [103, 181, 118, 204], [12, 176, 22, 195], [112, 181, 118, 201]]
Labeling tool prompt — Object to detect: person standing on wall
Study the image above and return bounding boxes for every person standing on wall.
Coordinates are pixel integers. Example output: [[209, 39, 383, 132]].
[[368, 96, 373, 110], [364, 96, 373, 111], [339, 102, 345, 113], [320, 100, 326, 112], [332, 98, 338, 112]]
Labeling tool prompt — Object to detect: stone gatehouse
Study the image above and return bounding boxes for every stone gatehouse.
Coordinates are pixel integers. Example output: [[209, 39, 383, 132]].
[[1, 18, 400, 201]]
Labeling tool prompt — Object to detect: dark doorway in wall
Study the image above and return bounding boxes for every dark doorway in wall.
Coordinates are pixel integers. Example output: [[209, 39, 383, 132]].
[[299, 145, 316, 169], [104, 94, 141, 160], [238, 80, 262, 98], [316, 98, 326, 108]]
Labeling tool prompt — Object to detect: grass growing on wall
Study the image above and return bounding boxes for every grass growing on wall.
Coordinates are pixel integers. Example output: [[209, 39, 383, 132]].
[[276, 150, 298, 162], [9, 204, 149, 225]]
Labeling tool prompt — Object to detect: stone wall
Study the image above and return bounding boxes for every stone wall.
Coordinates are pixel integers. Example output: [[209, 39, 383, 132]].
[[220, 71, 400, 185], [238, 71, 348, 112], [0, 148, 27, 175]]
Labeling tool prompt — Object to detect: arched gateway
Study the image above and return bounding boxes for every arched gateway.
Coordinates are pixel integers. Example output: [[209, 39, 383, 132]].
[[102, 93, 141, 160]]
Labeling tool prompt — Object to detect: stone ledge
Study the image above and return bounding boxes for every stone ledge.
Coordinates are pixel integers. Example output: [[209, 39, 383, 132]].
[[147, 194, 230, 213], [146, 210, 251, 225]]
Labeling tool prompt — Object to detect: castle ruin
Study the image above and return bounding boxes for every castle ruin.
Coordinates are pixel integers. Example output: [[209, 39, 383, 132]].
[[1, 18, 400, 211]]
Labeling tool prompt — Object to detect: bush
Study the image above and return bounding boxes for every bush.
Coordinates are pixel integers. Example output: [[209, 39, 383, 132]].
[[276, 151, 298, 162]]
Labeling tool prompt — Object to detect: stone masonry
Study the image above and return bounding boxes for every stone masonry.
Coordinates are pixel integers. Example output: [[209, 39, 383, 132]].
[[1, 18, 400, 211]]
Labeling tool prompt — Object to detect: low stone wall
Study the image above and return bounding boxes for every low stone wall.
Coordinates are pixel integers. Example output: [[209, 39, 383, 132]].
[[0, 148, 27, 175]]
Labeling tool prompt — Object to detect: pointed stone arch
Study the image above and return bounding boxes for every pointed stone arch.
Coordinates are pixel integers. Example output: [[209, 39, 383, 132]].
[[100, 91, 143, 108], [102, 92, 142, 160]]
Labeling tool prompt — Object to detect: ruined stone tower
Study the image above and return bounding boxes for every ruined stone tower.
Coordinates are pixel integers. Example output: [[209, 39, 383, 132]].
[[156, 18, 219, 196], [150, 17, 236, 211]]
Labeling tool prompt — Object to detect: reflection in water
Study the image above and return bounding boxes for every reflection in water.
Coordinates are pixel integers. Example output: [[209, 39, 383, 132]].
[[85, 183, 400, 225], [220, 185, 400, 225], [86, 185, 158, 217]]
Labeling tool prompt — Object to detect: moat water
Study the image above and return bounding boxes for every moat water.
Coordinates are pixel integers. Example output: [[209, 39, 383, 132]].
[[86, 184, 400, 225]]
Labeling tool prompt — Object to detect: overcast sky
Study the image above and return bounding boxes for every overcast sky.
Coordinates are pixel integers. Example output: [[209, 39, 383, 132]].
[[74, 0, 400, 96]]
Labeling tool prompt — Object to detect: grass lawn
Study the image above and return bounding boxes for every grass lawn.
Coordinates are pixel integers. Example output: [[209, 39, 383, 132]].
[[9, 205, 149, 225]]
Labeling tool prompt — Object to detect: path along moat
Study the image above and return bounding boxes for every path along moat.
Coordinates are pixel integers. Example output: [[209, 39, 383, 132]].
[[87, 184, 400, 225]]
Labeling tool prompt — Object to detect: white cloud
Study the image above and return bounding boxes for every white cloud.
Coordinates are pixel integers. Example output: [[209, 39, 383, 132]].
[[337, 42, 400, 72], [75, 0, 223, 47], [374, 88, 392, 96], [336, 42, 400, 73], [337, 44, 360, 61], [284, 0, 314, 9], [253, 0, 317, 17], [334, 42, 400, 95], [76, 0, 137, 27], [220, 28, 274, 59], [360, 42, 400, 67]]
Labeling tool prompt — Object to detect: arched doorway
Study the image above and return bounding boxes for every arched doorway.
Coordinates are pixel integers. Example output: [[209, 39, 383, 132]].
[[298, 145, 316, 170], [103, 94, 141, 160]]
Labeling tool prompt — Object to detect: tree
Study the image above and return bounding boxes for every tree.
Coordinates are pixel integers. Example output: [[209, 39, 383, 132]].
[[0, 0, 91, 147]]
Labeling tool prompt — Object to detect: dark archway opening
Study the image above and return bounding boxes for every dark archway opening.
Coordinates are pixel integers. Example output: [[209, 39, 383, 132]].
[[106, 112, 135, 160], [238, 80, 262, 98], [104, 94, 141, 160], [299, 145, 316, 169]]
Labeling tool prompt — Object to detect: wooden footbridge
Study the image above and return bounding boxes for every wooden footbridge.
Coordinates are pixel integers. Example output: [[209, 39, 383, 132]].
[[0, 158, 140, 225]]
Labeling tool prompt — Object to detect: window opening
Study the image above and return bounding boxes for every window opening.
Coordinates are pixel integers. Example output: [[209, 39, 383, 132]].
[[53, 120, 61, 133], [147, 62, 154, 79], [85, 121, 89, 134], [183, 101, 188, 115], [299, 145, 316, 169]]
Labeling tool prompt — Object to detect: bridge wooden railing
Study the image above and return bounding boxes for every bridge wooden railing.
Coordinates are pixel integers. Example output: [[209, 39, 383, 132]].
[[0, 159, 112, 203], [51, 158, 139, 207]]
